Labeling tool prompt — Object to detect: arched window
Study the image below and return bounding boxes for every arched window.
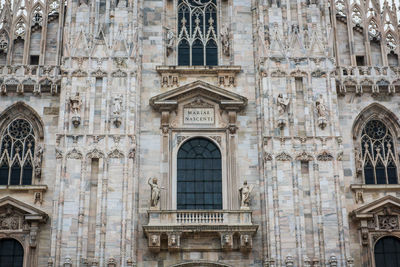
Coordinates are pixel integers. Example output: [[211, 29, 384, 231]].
[[375, 236, 400, 267], [177, 0, 218, 66], [177, 138, 222, 210], [0, 238, 24, 267], [361, 120, 398, 184], [0, 119, 35, 185]]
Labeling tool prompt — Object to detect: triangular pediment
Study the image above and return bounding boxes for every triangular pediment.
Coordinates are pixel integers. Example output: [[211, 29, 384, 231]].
[[0, 196, 47, 222], [149, 80, 247, 112], [352, 195, 400, 219]]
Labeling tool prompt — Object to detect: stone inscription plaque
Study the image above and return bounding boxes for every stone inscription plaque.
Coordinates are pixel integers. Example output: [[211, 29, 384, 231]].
[[184, 108, 214, 124]]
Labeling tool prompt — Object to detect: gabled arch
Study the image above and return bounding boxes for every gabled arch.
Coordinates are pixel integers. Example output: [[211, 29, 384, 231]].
[[352, 103, 400, 140], [0, 102, 44, 139]]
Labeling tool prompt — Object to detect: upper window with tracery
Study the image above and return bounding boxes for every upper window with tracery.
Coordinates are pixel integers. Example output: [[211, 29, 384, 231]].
[[361, 120, 398, 184], [177, 0, 218, 66], [0, 119, 35, 186]]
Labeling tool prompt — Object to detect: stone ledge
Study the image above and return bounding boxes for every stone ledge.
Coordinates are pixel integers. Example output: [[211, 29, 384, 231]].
[[156, 65, 241, 74], [0, 185, 47, 192], [155, 66, 242, 88], [350, 184, 400, 191]]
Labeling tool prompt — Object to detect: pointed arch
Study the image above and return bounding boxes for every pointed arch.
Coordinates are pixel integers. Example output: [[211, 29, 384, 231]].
[[353, 103, 400, 185], [0, 102, 44, 139], [352, 103, 400, 140]]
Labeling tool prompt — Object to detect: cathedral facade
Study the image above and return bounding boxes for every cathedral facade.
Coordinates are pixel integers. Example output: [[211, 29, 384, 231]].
[[0, 0, 400, 266]]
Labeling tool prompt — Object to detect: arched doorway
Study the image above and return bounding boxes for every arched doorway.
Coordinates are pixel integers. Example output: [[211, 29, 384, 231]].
[[0, 238, 24, 267], [177, 137, 222, 210], [375, 236, 400, 267]]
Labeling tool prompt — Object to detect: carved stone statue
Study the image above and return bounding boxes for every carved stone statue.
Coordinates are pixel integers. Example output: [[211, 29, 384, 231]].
[[70, 92, 82, 115], [316, 94, 327, 118], [220, 24, 230, 56], [277, 93, 290, 115], [34, 145, 43, 178], [112, 94, 123, 116], [166, 29, 175, 56], [239, 180, 254, 208], [148, 177, 163, 208]]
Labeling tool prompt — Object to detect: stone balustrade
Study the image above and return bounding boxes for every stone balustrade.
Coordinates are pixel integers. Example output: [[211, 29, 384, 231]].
[[143, 209, 258, 252], [336, 66, 400, 95], [0, 65, 61, 95]]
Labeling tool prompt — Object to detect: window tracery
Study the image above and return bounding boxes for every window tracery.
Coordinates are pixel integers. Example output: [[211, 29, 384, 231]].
[[361, 120, 398, 184], [31, 6, 43, 28], [0, 119, 36, 186], [386, 33, 397, 51], [14, 20, 26, 39], [177, 0, 218, 66]]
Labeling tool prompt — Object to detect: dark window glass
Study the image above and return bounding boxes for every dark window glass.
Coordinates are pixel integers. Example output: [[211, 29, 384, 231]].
[[206, 40, 218, 66], [0, 239, 24, 267], [375, 236, 400, 267], [356, 55, 365, 66], [0, 160, 8, 185], [29, 55, 39, 65], [22, 161, 32, 185], [10, 162, 21, 185], [177, 137, 222, 210], [192, 39, 204, 66], [178, 40, 190, 66]]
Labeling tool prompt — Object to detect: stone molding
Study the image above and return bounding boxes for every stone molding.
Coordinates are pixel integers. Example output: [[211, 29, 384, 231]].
[[156, 65, 241, 88]]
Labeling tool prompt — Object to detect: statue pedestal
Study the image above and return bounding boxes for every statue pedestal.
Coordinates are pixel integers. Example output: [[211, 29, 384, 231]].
[[240, 206, 250, 210], [149, 206, 159, 211]]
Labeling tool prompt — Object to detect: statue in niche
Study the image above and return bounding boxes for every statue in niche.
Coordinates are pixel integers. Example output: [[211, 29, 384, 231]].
[[315, 94, 327, 118], [34, 145, 44, 178], [315, 94, 328, 129], [148, 177, 163, 208], [70, 92, 82, 127], [113, 94, 123, 116], [220, 23, 230, 56], [277, 93, 290, 115], [166, 29, 175, 56], [70, 93, 82, 115], [239, 180, 254, 208]]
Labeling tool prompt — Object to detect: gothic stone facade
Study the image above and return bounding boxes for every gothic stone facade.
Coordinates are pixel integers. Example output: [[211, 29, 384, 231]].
[[1, 0, 400, 266]]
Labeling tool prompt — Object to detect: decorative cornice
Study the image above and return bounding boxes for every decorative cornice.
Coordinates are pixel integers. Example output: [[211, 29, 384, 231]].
[[276, 151, 292, 161], [317, 150, 334, 161], [295, 151, 314, 161], [66, 148, 83, 159]]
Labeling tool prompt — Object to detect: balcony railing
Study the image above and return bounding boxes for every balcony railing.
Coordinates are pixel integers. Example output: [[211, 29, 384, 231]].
[[143, 209, 258, 252], [147, 209, 254, 226]]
